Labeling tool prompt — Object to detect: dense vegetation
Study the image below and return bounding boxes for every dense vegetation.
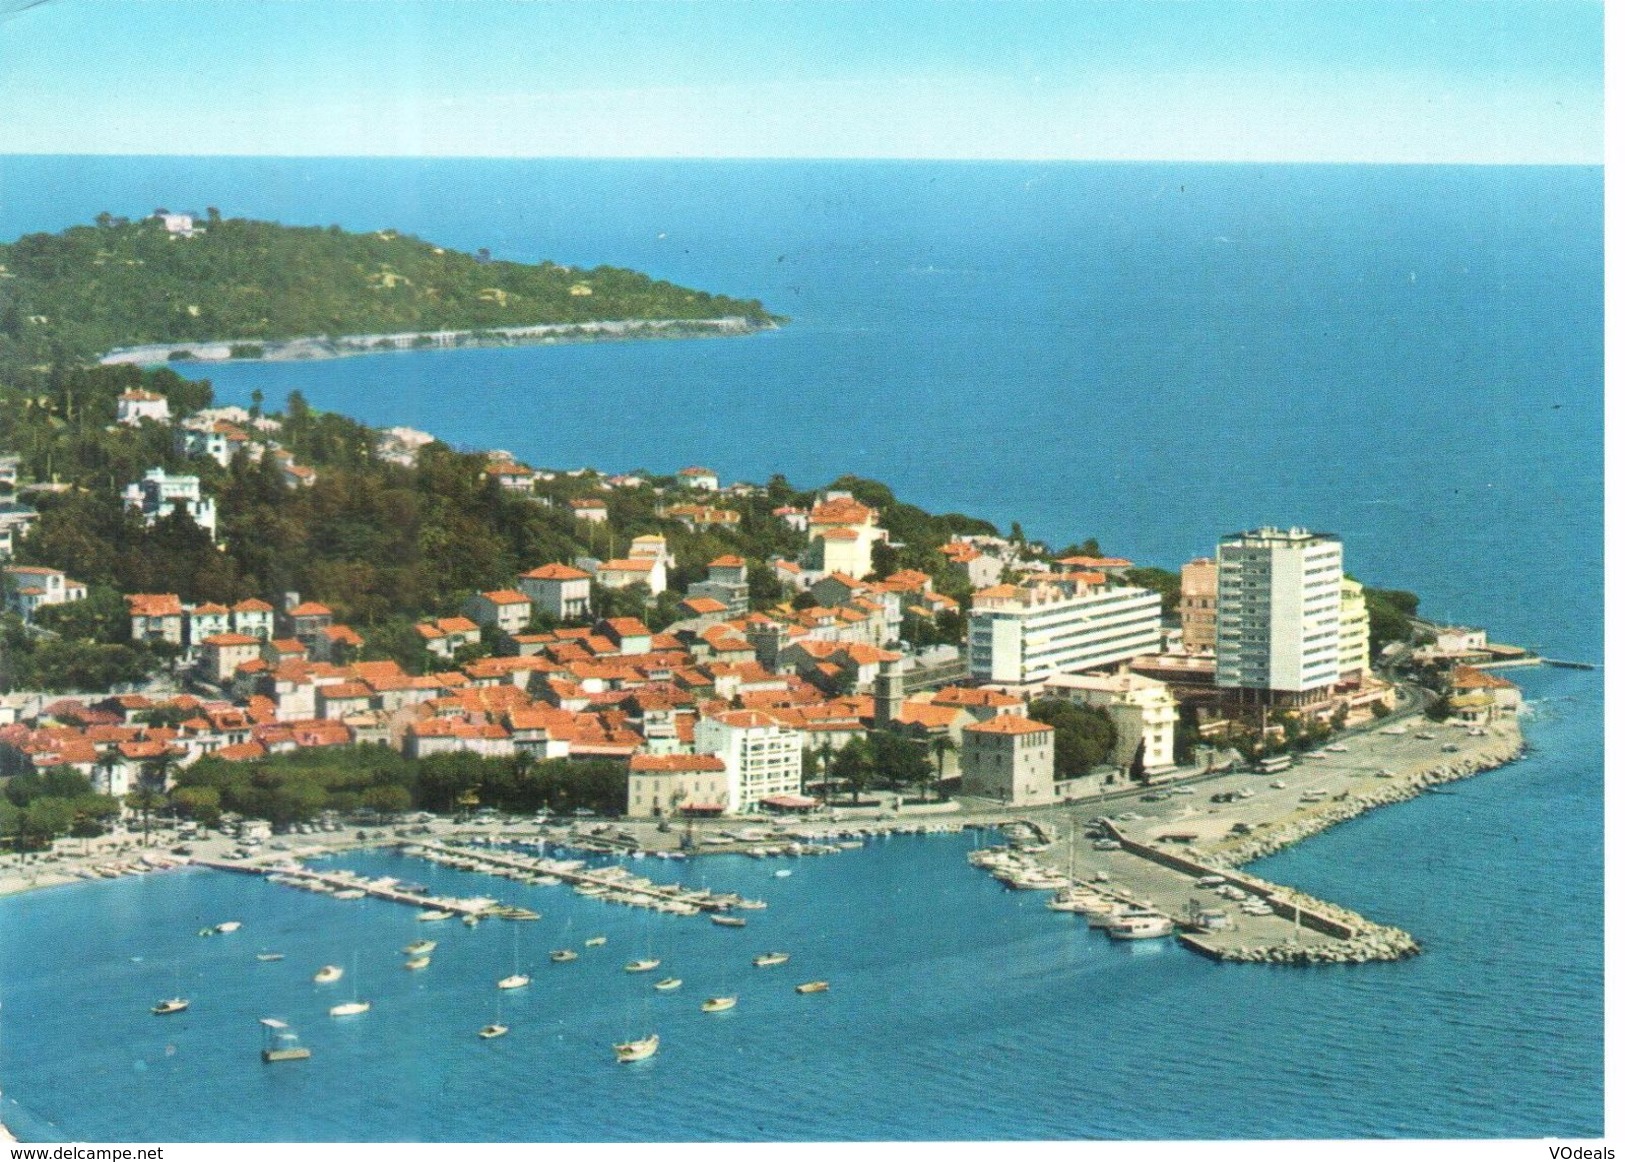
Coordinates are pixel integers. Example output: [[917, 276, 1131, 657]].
[[0, 212, 778, 367], [0, 767, 122, 849], [1027, 699, 1118, 779], [170, 746, 628, 826]]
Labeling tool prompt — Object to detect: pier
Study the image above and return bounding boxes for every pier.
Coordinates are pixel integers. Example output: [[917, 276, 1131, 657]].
[[192, 857, 497, 916], [970, 715, 1524, 964]]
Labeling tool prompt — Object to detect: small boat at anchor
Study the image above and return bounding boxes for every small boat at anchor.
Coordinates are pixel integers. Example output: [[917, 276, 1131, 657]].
[[711, 915, 747, 928], [417, 909, 454, 922], [653, 977, 682, 991], [550, 949, 578, 963], [497, 973, 531, 989], [403, 940, 437, 956], [256, 952, 286, 962], [614, 1033, 659, 1062], [584, 936, 607, 947], [478, 1023, 509, 1039], [260, 1018, 310, 1063], [700, 996, 737, 1013], [152, 997, 189, 1015], [329, 1000, 371, 1017], [753, 952, 790, 967], [404, 956, 431, 970], [215, 921, 242, 933], [624, 959, 660, 973], [795, 981, 829, 995], [313, 965, 344, 984]]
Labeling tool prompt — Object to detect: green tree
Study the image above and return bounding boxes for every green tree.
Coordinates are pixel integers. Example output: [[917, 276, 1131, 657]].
[[1028, 699, 1117, 778], [831, 737, 874, 804]]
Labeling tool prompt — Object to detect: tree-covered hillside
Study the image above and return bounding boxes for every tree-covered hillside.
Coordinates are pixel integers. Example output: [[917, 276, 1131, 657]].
[[0, 212, 778, 365]]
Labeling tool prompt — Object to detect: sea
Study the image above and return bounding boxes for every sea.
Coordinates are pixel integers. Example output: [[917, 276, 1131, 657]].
[[0, 157, 1604, 1141]]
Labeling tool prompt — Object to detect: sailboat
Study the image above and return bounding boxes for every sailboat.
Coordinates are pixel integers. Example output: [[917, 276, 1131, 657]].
[[329, 954, 371, 1016], [614, 1033, 658, 1062], [479, 993, 509, 1039], [260, 1018, 311, 1063], [152, 964, 189, 1014], [497, 927, 531, 989]]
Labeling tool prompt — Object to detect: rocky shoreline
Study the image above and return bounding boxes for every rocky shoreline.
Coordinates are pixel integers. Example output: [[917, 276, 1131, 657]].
[[99, 315, 778, 367]]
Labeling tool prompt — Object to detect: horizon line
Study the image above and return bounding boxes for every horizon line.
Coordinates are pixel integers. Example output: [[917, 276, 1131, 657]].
[[0, 152, 1601, 168]]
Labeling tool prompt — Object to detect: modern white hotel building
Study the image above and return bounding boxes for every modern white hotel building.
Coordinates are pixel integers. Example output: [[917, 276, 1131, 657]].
[[1214, 526, 1345, 707], [968, 576, 1162, 685]]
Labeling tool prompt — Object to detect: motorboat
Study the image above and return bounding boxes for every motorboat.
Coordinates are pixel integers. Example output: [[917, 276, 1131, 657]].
[[152, 997, 189, 1015], [711, 915, 747, 928], [584, 936, 607, 947], [1107, 914, 1176, 940], [497, 974, 531, 989], [624, 959, 660, 973], [550, 949, 578, 963], [700, 996, 737, 1013], [653, 977, 683, 991], [256, 952, 286, 962], [329, 1000, 371, 1017], [795, 981, 829, 994], [417, 909, 454, 921], [260, 1018, 311, 1063], [403, 940, 437, 956], [752, 952, 790, 967], [215, 921, 242, 933], [404, 956, 431, 970], [313, 965, 344, 984], [614, 1033, 659, 1062], [478, 1024, 509, 1040]]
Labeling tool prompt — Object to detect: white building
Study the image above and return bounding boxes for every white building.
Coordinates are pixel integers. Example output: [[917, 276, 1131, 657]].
[[694, 709, 804, 814], [1339, 577, 1370, 682], [1043, 669, 1180, 775], [519, 563, 592, 622], [117, 390, 171, 426], [123, 468, 217, 539], [1215, 527, 1344, 707], [805, 495, 887, 580], [3, 565, 87, 622], [968, 576, 1162, 685], [464, 589, 532, 637]]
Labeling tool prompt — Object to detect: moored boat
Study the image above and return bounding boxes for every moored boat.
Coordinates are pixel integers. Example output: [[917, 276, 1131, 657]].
[[329, 1000, 371, 1016], [256, 952, 285, 962], [584, 936, 607, 947], [795, 981, 829, 994], [404, 956, 431, 970], [624, 958, 660, 973], [478, 1023, 509, 1039], [711, 914, 747, 928], [417, 909, 454, 921], [151, 997, 189, 1015], [614, 1033, 659, 1062], [1107, 914, 1176, 940], [403, 940, 437, 956], [653, 977, 683, 991], [260, 1018, 311, 1063], [550, 949, 578, 963], [313, 964, 344, 984], [497, 973, 531, 989], [215, 921, 242, 933], [700, 996, 737, 1013], [753, 952, 790, 967]]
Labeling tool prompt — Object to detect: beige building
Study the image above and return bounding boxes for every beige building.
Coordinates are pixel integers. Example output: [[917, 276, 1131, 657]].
[[1043, 669, 1180, 775], [464, 589, 532, 636], [625, 754, 730, 818], [1339, 577, 1370, 682], [200, 632, 263, 685], [960, 715, 1056, 806], [806, 495, 887, 580], [1180, 558, 1218, 653]]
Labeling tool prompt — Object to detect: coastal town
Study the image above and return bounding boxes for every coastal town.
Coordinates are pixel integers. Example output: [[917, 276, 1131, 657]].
[[0, 372, 1536, 966]]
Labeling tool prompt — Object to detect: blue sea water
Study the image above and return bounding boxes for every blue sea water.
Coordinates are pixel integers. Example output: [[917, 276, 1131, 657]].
[[0, 158, 1603, 1140]]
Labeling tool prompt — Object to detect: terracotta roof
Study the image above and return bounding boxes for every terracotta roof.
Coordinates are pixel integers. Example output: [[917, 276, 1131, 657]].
[[288, 601, 332, 617], [602, 617, 652, 637], [524, 562, 591, 581], [191, 601, 230, 615], [479, 589, 532, 605], [681, 596, 730, 615], [932, 687, 1023, 709], [709, 555, 746, 568], [323, 625, 364, 645], [896, 702, 965, 729], [965, 714, 1054, 736], [818, 528, 859, 541], [1056, 555, 1134, 569], [597, 558, 654, 573], [629, 754, 726, 773], [126, 593, 184, 617], [1451, 665, 1519, 691], [202, 632, 260, 647], [809, 497, 875, 525]]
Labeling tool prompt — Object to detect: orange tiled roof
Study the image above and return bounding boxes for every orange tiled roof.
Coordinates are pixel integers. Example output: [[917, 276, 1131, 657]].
[[965, 714, 1053, 736], [126, 593, 184, 618]]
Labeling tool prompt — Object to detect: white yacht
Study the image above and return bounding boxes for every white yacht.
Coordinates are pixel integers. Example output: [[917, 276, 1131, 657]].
[[329, 1000, 371, 1017], [1107, 914, 1176, 940], [497, 973, 531, 989], [614, 1033, 659, 1062], [313, 964, 343, 984]]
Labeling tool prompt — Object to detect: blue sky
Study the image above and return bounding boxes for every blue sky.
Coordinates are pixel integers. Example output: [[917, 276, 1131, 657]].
[[0, 0, 1603, 162]]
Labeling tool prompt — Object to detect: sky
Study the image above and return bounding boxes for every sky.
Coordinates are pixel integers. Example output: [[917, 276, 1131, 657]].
[[0, 0, 1605, 163]]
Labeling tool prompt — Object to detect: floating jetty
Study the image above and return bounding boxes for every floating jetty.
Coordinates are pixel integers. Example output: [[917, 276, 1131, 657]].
[[193, 858, 497, 917], [402, 841, 762, 917]]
